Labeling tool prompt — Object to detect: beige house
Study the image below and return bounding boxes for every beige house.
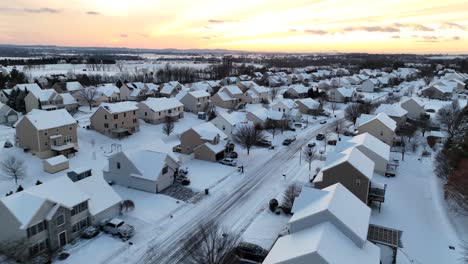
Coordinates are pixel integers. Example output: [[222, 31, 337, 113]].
[[0, 176, 121, 261], [295, 98, 321, 115], [0, 102, 19, 125], [159, 81, 184, 98], [93, 85, 121, 105], [356, 113, 396, 146], [374, 104, 408, 127], [0, 83, 42, 104], [16, 109, 78, 159], [43, 155, 69, 174], [211, 85, 243, 109], [178, 90, 211, 113], [285, 84, 309, 98], [241, 84, 269, 104], [52, 81, 84, 95], [180, 122, 228, 161], [120, 82, 148, 101], [420, 83, 454, 100], [246, 108, 287, 127], [314, 148, 375, 203], [328, 87, 357, 103], [103, 149, 179, 193], [24, 89, 63, 113], [210, 112, 246, 140], [272, 99, 295, 114], [400, 97, 425, 119], [138, 98, 184, 124], [90, 102, 139, 138]]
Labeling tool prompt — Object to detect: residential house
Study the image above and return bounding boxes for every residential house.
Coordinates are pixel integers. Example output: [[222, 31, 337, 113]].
[[177, 90, 211, 113], [285, 84, 309, 98], [94, 84, 120, 104], [356, 113, 397, 146], [295, 98, 321, 115], [180, 122, 228, 161], [1, 83, 43, 104], [145, 83, 160, 98], [137, 98, 184, 124], [90, 102, 139, 138], [328, 87, 357, 103], [314, 147, 375, 203], [24, 89, 63, 113], [272, 99, 295, 114], [400, 97, 425, 119], [210, 112, 246, 140], [420, 82, 455, 100], [335, 133, 391, 175], [61, 93, 79, 112], [159, 81, 184, 98], [16, 109, 78, 159], [263, 183, 380, 264], [0, 176, 121, 260], [120, 82, 148, 101], [0, 102, 19, 125], [190, 82, 213, 94], [246, 108, 287, 127], [103, 148, 179, 193], [220, 76, 240, 86], [374, 104, 408, 127], [239, 83, 269, 104], [211, 85, 243, 109], [361, 79, 380, 93], [52, 81, 84, 95]]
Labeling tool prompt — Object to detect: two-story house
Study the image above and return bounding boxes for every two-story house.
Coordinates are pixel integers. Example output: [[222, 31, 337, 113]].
[[120, 82, 148, 101], [90, 102, 139, 138], [180, 122, 228, 162], [24, 89, 64, 113], [177, 91, 211, 113], [16, 109, 78, 159], [137, 98, 184, 124]]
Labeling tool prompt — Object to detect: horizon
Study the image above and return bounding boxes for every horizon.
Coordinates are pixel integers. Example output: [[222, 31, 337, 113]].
[[0, 0, 467, 54]]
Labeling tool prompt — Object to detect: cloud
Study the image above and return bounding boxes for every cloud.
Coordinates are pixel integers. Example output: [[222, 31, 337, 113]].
[[24, 7, 60, 14], [86, 11, 100, 15], [413, 35, 439, 42], [289, 29, 298, 32], [412, 25, 434, 31], [208, 19, 238, 23], [305, 29, 328, 35], [451, 36, 461, 41], [441, 22, 466, 30], [120, 34, 128, 38], [343, 26, 399, 33], [391, 35, 400, 39]]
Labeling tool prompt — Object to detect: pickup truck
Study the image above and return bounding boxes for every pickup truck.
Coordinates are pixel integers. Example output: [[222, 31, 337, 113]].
[[100, 218, 135, 240]]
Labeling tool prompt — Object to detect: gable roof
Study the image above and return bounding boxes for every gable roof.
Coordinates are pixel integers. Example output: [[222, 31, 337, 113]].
[[400, 96, 424, 108], [274, 99, 295, 109], [336, 87, 355, 97], [217, 112, 245, 126], [75, 176, 122, 216], [140, 98, 183, 112], [336, 133, 390, 162], [322, 148, 375, 180], [21, 109, 76, 130], [26, 177, 89, 209], [358, 113, 397, 131], [124, 149, 173, 181], [65, 81, 83, 91], [1, 192, 47, 229], [220, 85, 243, 95], [14, 83, 42, 94], [97, 84, 120, 97], [295, 98, 320, 109], [99, 102, 138, 114], [192, 122, 227, 140], [29, 89, 58, 101], [375, 104, 408, 118]]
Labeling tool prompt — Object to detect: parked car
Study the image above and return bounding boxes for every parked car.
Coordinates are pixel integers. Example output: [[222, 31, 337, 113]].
[[229, 151, 239, 159], [426, 109, 436, 113], [308, 142, 316, 148], [81, 226, 100, 239], [236, 242, 269, 262], [316, 133, 325, 140], [282, 136, 296, 146], [219, 158, 237, 166], [257, 139, 272, 147], [319, 120, 327, 124], [100, 218, 135, 240]]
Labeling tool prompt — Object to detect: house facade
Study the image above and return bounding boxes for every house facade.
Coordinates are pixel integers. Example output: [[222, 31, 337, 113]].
[[90, 102, 139, 138], [400, 97, 425, 119], [0, 102, 19, 125], [178, 91, 211, 113], [357, 113, 396, 146], [137, 98, 184, 124], [295, 98, 321, 115], [180, 122, 228, 161], [16, 109, 78, 159]]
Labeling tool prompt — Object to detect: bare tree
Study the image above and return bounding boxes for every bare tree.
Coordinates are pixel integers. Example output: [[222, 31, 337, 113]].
[[281, 184, 302, 214], [344, 103, 361, 123], [233, 124, 267, 155], [265, 118, 279, 139], [414, 115, 431, 136], [120, 200, 135, 213], [1, 156, 26, 185], [183, 221, 240, 264], [398, 123, 417, 161], [270, 86, 280, 101], [331, 119, 347, 139], [79, 87, 99, 110], [162, 116, 175, 136], [302, 146, 318, 171], [436, 100, 460, 136], [330, 102, 338, 115]]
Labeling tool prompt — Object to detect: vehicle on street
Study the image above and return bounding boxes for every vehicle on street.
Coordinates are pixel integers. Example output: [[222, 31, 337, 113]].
[[100, 218, 135, 240], [316, 133, 325, 140], [308, 142, 316, 148], [256, 139, 272, 147], [219, 158, 237, 166], [282, 136, 296, 146], [81, 226, 100, 239], [319, 120, 327, 124], [236, 242, 269, 262], [426, 109, 435, 113]]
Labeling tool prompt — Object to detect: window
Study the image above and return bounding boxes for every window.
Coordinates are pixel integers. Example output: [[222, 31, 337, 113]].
[[133, 119, 137, 123], [72, 218, 89, 233], [104, 123, 109, 128], [104, 115, 107, 120], [29, 239, 48, 256], [355, 179, 361, 187], [162, 165, 168, 174], [113, 124, 118, 129], [133, 111, 136, 115], [168, 109, 172, 114], [159, 112, 161, 116], [114, 114, 118, 119], [71, 201, 88, 216], [44, 132, 48, 136], [27, 221, 47, 238], [222, 125, 226, 130], [144, 112, 148, 116], [45, 142, 48, 146], [117, 162, 121, 169], [124, 113, 126, 117], [56, 214, 65, 227], [380, 131, 384, 136]]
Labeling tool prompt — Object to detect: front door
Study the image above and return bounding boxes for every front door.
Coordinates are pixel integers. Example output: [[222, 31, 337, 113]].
[[58, 231, 67, 248]]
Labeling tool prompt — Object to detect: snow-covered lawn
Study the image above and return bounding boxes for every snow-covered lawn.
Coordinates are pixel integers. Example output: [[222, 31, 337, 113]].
[[370, 154, 462, 264], [183, 160, 237, 191]]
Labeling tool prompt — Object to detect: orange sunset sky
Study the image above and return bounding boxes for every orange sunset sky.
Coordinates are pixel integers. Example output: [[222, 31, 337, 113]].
[[0, 0, 467, 54]]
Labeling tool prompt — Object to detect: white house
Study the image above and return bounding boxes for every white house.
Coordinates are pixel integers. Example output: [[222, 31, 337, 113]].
[[210, 112, 246, 139]]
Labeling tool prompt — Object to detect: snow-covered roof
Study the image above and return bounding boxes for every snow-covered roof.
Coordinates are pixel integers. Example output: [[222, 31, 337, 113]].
[[192, 122, 227, 141], [76, 176, 122, 216], [160, 82, 179, 95], [220, 85, 243, 95], [216, 91, 235, 102], [336, 87, 355, 97], [273, 99, 295, 109], [336, 133, 390, 162], [65, 81, 83, 91], [288, 84, 309, 94], [125, 150, 172, 181], [146, 83, 159, 93], [0, 192, 47, 229], [97, 84, 120, 97], [45, 155, 68, 166], [203, 141, 226, 154], [189, 90, 210, 98], [291, 184, 371, 246], [400, 96, 424, 108], [375, 104, 408, 118], [217, 112, 245, 126], [191, 82, 212, 92], [61, 93, 78, 105], [26, 177, 89, 209], [99, 102, 138, 114], [263, 222, 380, 264], [30, 88, 57, 101], [322, 148, 374, 180], [140, 98, 183, 112], [357, 113, 397, 131], [14, 83, 42, 93], [355, 114, 374, 128], [295, 98, 320, 109], [22, 109, 76, 130]]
